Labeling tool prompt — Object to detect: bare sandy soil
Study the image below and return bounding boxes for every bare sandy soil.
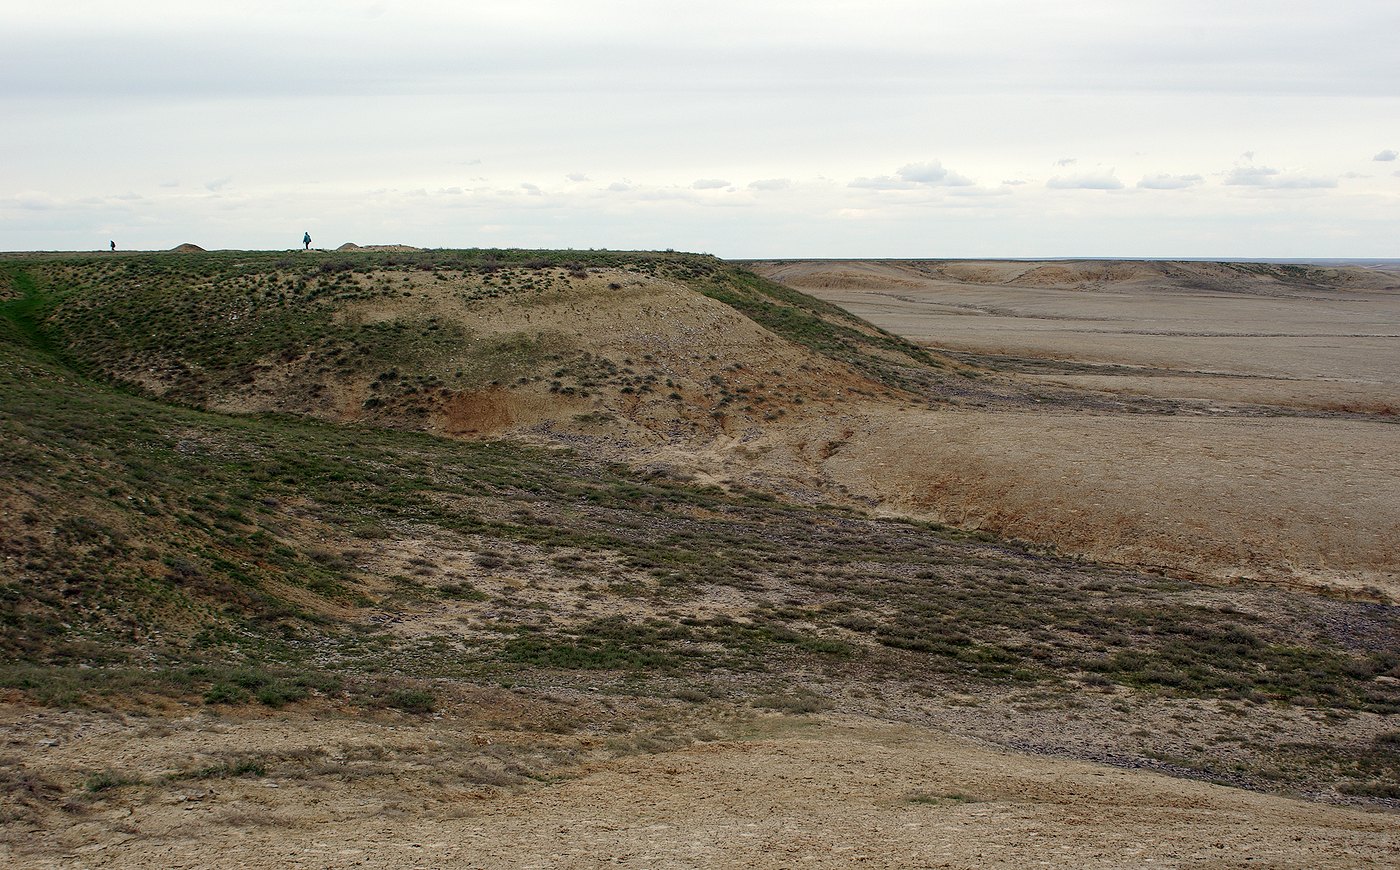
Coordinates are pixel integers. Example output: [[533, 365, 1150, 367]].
[[5, 704, 1396, 870], [799, 409, 1399, 596], [748, 260, 1400, 598]]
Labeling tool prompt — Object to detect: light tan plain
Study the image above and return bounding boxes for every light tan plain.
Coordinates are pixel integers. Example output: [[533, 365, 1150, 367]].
[[750, 259, 1400, 599]]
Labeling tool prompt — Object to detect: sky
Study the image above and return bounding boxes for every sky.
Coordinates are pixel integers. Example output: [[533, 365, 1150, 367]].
[[3, 0, 1398, 257]]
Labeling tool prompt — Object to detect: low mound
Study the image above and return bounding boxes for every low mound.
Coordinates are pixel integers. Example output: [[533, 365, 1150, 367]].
[[170, 243, 205, 253], [336, 243, 423, 252]]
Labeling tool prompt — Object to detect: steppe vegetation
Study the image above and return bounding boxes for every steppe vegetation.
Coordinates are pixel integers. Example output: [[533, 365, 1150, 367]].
[[19, 249, 935, 406], [1, 250, 1396, 864]]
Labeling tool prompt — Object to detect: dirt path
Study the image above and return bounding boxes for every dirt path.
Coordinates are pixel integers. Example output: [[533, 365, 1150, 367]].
[[5, 711, 1396, 869]]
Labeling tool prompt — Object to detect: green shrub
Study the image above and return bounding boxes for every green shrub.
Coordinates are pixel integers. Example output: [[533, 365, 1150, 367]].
[[203, 683, 247, 704], [386, 688, 435, 714], [84, 770, 142, 792]]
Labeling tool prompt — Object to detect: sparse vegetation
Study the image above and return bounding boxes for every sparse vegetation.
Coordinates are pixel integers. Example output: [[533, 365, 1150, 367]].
[[1, 250, 1397, 814], [699, 267, 952, 391]]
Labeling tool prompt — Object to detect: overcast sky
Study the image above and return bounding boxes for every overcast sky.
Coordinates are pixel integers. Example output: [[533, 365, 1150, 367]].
[[3, 0, 1398, 257]]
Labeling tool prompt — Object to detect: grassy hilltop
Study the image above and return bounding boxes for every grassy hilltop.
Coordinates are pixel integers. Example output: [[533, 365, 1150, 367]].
[[11, 249, 946, 428], [1, 249, 1398, 817]]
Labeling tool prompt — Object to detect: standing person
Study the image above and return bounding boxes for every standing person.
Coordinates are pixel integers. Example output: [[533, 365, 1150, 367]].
[[303, 231, 312, 251], [109, 240, 115, 251]]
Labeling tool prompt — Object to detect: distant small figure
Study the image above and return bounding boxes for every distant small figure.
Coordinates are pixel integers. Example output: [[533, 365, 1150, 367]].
[[110, 240, 116, 251], [303, 231, 312, 251]]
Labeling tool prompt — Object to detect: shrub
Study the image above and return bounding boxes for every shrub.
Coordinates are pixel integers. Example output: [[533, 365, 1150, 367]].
[[203, 682, 247, 704], [84, 770, 142, 792], [386, 688, 435, 714]]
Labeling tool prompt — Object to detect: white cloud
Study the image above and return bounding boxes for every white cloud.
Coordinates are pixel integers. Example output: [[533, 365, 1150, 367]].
[[1137, 173, 1204, 190], [1046, 171, 1123, 190], [748, 178, 791, 191], [5, 189, 160, 214], [895, 161, 974, 187], [6, 5, 1400, 255], [204, 176, 232, 191], [1224, 166, 1335, 189], [1270, 175, 1337, 189], [691, 178, 730, 190], [10, 191, 60, 211], [521, 182, 543, 195], [1223, 166, 1279, 186], [851, 160, 974, 190], [1373, 149, 1397, 161]]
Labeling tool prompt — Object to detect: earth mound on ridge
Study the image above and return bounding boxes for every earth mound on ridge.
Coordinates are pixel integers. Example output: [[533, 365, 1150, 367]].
[[336, 242, 423, 252]]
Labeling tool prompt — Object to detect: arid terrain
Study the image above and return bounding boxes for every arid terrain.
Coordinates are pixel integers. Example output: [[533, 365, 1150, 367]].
[[7, 705, 1397, 869], [752, 259, 1400, 598], [2, 250, 1396, 867]]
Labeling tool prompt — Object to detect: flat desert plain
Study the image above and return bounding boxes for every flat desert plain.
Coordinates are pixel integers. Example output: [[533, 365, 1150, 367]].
[[751, 259, 1400, 599]]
